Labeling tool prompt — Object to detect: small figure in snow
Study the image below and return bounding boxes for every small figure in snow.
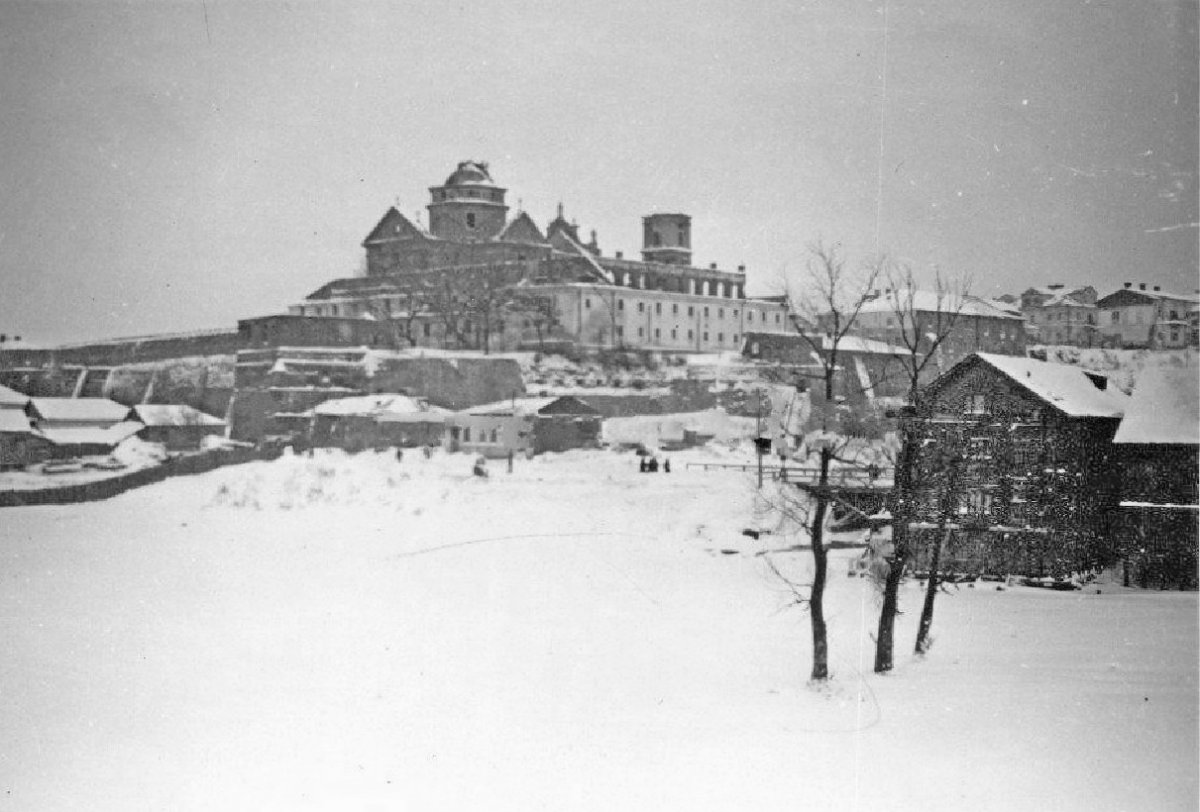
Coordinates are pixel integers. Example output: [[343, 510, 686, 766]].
[[648, 457, 660, 473], [639, 457, 648, 473], [422, 445, 433, 459], [472, 455, 489, 478], [663, 459, 671, 473], [395, 448, 404, 462]]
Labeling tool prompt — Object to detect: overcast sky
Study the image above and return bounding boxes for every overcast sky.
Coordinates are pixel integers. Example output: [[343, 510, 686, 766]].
[[1, 0, 1196, 344]]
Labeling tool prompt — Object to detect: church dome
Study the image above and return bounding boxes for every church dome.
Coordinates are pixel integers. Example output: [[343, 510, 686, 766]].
[[443, 160, 495, 187]]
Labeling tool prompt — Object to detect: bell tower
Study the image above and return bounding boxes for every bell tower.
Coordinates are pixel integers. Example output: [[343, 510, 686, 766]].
[[427, 160, 509, 241], [641, 213, 692, 265]]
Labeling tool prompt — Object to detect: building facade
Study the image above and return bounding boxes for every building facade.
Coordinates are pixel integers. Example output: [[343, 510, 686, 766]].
[[1096, 283, 1199, 348], [907, 353, 1128, 578], [285, 161, 792, 353]]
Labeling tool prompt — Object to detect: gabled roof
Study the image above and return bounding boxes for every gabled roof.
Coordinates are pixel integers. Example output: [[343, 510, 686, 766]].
[[28, 397, 131, 424], [0, 384, 28, 408], [461, 395, 599, 417], [363, 207, 430, 246], [972, 353, 1128, 418], [497, 211, 548, 244], [1113, 364, 1200, 445], [131, 404, 226, 427]]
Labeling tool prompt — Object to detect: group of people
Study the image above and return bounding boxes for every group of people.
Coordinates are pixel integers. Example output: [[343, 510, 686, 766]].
[[638, 456, 670, 473]]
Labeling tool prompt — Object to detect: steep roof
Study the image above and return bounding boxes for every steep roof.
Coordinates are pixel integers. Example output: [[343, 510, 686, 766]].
[[363, 207, 430, 245], [28, 397, 131, 424], [131, 404, 226, 427], [497, 211, 548, 244], [1113, 364, 1200, 445], [973, 353, 1129, 418]]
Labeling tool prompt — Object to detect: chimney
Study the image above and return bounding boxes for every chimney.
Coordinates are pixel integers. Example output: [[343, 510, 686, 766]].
[[1124, 282, 1132, 289], [709, 263, 717, 270], [1153, 286, 1161, 292], [1139, 283, 1147, 291], [1048, 283, 1064, 290], [615, 251, 623, 259], [737, 264, 746, 272]]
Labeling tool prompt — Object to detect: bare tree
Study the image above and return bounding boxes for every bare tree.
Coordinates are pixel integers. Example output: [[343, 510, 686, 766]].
[[361, 277, 431, 349], [871, 264, 971, 673], [761, 241, 882, 683], [507, 286, 561, 353]]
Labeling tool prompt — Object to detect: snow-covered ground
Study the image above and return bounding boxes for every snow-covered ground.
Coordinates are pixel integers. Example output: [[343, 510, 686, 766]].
[[1, 448, 1196, 811]]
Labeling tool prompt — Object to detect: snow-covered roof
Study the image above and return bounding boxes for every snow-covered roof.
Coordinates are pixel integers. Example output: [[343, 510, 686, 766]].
[[1112, 364, 1200, 445], [461, 396, 596, 417], [39, 421, 143, 448], [131, 404, 226, 427], [820, 335, 908, 355], [974, 354, 1129, 418], [313, 394, 441, 419], [0, 410, 34, 433], [29, 397, 130, 424], [857, 291, 1024, 320], [0, 384, 29, 407]]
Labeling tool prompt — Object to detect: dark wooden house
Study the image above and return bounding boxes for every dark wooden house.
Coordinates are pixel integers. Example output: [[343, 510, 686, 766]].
[[907, 353, 1129, 577], [1111, 364, 1199, 588]]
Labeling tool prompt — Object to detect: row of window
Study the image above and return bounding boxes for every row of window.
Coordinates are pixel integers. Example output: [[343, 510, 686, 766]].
[[586, 297, 782, 324], [614, 325, 739, 345]]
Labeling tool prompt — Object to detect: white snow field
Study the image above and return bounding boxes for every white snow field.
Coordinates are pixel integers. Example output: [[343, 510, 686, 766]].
[[1, 448, 1196, 811]]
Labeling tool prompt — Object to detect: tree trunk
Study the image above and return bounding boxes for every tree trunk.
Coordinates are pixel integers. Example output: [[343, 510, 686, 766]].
[[809, 446, 832, 682], [874, 549, 905, 672], [875, 424, 916, 673], [915, 460, 959, 655], [914, 526, 947, 654]]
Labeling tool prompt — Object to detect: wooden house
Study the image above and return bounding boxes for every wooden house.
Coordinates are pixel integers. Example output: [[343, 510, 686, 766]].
[[447, 396, 601, 458], [1111, 364, 1199, 588], [907, 353, 1129, 577]]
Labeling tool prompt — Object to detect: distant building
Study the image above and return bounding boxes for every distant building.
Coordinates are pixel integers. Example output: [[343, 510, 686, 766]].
[[908, 353, 1128, 577], [841, 290, 1026, 377], [1019, 284, 1097, 310], [282, 160, 792, 353], [1111, 364, 1199, 588], [447, 395, 602, 457], [1024, 292, 1100, 347], [1096, 283, 1200, 348], [0, 409, 52, 469], [309, 394, 448, 450]]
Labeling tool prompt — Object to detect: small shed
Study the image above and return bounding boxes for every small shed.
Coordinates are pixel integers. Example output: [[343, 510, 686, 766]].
[[130, 404, 227, 450], [0, 409, 52, 469], [447, 396, 601, 458], [39, 421, 144, 459]]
